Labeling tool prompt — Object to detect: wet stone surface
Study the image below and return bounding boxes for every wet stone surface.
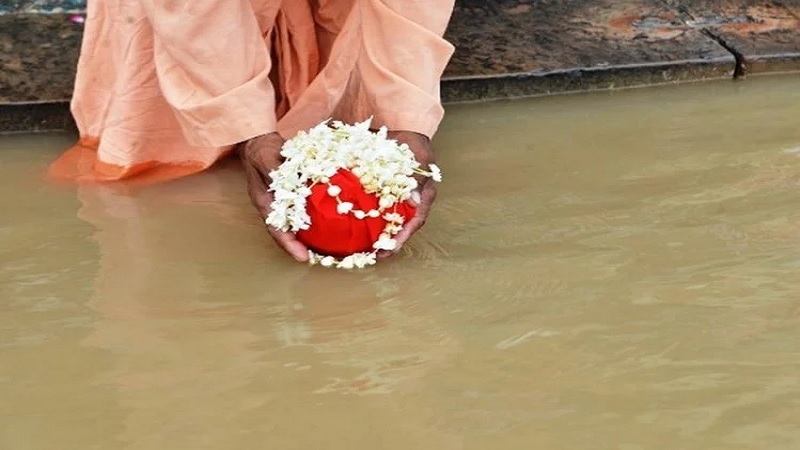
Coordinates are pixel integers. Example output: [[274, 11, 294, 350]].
[[0, 102, 75, 133], [440, 0, 739, 101], [667, 0, 800, 74], [0, 0, 85, 14], [0, 14, 81, 103], [443, 0, 733, 77]]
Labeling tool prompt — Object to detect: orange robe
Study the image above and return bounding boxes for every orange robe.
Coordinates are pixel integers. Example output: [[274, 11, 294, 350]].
[[49, 0, 456, 184]]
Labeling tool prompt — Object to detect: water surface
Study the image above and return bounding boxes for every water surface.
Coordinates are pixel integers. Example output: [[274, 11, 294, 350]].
[[2, 75, 800, 449]]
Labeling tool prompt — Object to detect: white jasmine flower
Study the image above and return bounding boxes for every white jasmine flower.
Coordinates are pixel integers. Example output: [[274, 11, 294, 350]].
[[336, 202, 354, 214], [429, 164, 442, 182], [360, 174, 374, 186], [385, 224, 403, 235], [352, 252, 376, 268], [320, 256, 336, 267], [337, 257, 356, 270], [354, 210, 367, 220], [307, 250, 321, 265], [373, 234, 398, 251], [379, 196, 394, 209], [326, 185, 342, 197], [383, 212, 404, 224]]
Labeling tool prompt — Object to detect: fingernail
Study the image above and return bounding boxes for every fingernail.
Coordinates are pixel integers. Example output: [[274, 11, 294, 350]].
[[410, 191, 421, 207]]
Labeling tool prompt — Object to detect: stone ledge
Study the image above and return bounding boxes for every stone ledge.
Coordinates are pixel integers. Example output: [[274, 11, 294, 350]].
[[442, 59, 735, 103], [444, 0, 734, 77], [0, 101, 75, 134], [0, 0, 84, 14]]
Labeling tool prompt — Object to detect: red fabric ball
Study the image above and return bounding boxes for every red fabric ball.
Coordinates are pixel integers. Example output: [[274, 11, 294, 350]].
[[296, 169, 417, 258]]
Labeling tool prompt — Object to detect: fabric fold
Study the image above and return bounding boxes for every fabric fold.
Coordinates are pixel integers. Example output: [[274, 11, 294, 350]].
[[49, 0, 456, 185]]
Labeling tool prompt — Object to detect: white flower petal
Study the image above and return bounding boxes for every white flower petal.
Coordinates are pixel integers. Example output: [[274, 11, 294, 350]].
[[373, 234, 398, 251], [336, 202, 354, 214], [429, 164, 443, 182], [337, 257, 355, 270], [379, 196, 394, 209], [383, 212, 404, 223], [326, 185, 342, 197], [320, 256, 336, 267], [384, 223, 403, 235]]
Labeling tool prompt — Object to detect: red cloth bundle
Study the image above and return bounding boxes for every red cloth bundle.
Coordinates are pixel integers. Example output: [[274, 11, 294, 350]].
[[296, 170, 417, 257]]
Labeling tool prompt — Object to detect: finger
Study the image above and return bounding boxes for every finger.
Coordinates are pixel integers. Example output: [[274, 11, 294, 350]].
[[391, 216, 425, 252], [389, 182, 438, 253], [243, 156, 309, 263], [243, 162, 271, 217], [243, 134, 285, 179], [376, 180, 432, 260], [259, 183, 309, 263], [260, 185, 309, 262], [268, 227, 310, 263]]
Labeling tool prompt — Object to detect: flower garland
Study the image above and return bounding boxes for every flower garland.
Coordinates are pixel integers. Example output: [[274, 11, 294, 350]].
[[265, 118, 442, 269]]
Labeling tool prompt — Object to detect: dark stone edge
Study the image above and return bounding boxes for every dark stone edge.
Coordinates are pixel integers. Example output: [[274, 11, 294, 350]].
[[0, 101, 75, 134], [441, 58, 736, 103], [3, 55, 800, 134], [0, 10, 85, 15], [744, 53, 800, 76]]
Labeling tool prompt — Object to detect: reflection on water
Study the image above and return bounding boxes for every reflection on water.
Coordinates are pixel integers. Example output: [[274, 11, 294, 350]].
[[2, 75, 800, 449]]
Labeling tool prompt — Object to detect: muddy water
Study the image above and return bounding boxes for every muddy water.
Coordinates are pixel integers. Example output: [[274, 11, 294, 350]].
[[3, 75, 800, 449]]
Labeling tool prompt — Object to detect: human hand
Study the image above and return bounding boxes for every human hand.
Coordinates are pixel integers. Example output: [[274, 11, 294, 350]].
[[381, 130, 439, 258], [240, 132, 309, 262]]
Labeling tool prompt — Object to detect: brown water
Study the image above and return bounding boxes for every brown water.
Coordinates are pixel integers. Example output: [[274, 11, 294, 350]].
[[3, 75, 800, 450]]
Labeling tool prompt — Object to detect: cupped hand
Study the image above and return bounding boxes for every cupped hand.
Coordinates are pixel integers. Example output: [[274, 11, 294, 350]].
[[380, 130, 439, 259], [240, 132, 309, 262]]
